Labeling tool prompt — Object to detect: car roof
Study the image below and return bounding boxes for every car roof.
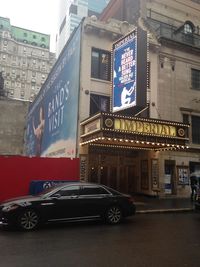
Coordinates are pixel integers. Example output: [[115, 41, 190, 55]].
[[56, 182, 105, 187]]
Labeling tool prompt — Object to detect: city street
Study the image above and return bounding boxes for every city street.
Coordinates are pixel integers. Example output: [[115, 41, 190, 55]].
[[1, 212, 200, 267]]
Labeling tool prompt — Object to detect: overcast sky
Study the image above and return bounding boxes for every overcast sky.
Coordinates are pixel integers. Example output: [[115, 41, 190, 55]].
[[0, 0, 59, 52]]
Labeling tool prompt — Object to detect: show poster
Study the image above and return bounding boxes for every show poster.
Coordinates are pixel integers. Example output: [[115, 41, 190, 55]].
[[112, 30, 137, 112], [25, 26, 81, 158]]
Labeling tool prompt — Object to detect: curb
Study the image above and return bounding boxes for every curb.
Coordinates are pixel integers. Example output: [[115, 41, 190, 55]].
[[136, 207, 194, 214]]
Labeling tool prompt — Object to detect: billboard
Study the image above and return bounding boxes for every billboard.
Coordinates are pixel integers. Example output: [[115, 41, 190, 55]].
[[112, 28, 147, 114], [25, 25, 81, 158]]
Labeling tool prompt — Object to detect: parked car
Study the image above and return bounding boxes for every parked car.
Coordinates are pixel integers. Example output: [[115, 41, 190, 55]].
[[0, 182, 136, 231]]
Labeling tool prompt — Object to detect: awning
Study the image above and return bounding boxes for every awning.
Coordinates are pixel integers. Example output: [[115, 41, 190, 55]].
[[80, 113, 189, 151]]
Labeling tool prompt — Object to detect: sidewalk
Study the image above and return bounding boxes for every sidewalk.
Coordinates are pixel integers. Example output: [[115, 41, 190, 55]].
[[134, 195, 195, 214]]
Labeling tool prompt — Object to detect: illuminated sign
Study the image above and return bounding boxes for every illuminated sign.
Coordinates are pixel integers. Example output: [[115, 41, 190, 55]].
[[112, 30, 137, 112], [114, 119, 177, 137], [102, 117, 187, 139], [83, 119, 101, 135], [80, 113, 189, 149]]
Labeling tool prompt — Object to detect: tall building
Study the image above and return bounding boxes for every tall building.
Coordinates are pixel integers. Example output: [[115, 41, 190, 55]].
[[0, 16, 55, 101], [88, 0, 110, 13], [56, 0, 111, 55]]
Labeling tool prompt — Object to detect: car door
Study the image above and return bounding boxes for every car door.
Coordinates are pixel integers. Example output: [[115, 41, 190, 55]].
[[47, 185, 81, 220], [78, 185, 111, 217]]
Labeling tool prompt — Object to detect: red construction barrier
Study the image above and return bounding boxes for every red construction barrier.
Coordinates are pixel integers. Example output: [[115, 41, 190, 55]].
[[0, 156, 80, 202]]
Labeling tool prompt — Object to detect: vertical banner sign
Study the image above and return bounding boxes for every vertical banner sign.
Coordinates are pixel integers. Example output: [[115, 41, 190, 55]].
[[112, 30, 137, 112], [80, 155, 88, 182], [25, 26, 81, 158]]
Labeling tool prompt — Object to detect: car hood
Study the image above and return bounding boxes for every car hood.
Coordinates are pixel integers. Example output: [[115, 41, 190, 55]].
[[0, 195, 41, 206]]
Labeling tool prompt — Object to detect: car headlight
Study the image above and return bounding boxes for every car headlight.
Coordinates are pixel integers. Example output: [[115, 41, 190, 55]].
[[2, 204, 19, 212]]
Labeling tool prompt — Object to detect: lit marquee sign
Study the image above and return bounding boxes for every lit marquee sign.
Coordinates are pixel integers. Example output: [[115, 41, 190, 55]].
[[112, 30, 137, 112]]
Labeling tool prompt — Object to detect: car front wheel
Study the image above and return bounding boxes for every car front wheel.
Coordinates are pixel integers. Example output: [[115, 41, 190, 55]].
[[105, 206, 122, 224], [17, 209, 40, 231]]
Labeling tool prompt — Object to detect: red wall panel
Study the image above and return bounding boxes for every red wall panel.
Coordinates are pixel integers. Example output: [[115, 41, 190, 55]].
[[0, 156, 80, 202]]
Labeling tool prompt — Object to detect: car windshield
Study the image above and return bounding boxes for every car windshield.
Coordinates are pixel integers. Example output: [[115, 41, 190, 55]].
[[36, 185, 61, 197], [104, 186, 122, 195]]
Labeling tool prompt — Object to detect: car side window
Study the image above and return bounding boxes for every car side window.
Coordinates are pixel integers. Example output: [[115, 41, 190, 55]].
[[57, 185, 80, 197], [80, 185, 109, 195]]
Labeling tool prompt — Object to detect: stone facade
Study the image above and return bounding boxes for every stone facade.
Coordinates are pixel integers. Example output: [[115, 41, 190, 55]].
[[0, 98, 29, 155], [84, 0, 200, 196]]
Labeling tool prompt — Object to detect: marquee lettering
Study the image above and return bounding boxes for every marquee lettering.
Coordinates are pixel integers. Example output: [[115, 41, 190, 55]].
[[114, 119, 177, 137]]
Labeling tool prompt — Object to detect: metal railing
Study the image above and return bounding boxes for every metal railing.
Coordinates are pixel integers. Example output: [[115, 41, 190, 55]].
[[147, 18, 200, 49]]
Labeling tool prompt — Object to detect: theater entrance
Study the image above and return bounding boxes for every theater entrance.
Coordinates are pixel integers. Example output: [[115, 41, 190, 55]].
[[88, 150, 139, 194]]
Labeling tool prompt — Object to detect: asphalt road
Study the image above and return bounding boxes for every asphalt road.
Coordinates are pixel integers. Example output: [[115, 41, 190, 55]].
[[0, 212, 200, 267]]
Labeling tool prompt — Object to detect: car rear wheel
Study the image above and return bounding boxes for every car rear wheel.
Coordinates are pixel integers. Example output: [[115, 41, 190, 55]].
[[105, 206, 122, 224], [18, 209, 39, 231]]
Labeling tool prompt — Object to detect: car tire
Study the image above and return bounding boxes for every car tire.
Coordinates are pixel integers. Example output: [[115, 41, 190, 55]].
[[105, 206, 122, 225], [17, 209, 40, 231]]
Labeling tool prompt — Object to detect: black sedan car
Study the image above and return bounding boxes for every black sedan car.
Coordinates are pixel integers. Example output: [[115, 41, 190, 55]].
[[0, 182, 136, 231]]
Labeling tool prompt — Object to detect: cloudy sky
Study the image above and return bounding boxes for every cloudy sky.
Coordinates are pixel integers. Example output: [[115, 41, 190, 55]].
[[0, 0, 59, 52]]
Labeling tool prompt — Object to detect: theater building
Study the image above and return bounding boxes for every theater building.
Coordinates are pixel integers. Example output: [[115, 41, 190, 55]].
[[88, 0, 200, 197], [25, 1, 200, 197], [78, 16, 191, 197]]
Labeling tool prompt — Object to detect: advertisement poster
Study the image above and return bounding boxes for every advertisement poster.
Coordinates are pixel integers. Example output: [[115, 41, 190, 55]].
[[112, 30, 137, 112], [177, 166, 189, 185], [164, 174, 172, 194], [25, 26, 81, 158]]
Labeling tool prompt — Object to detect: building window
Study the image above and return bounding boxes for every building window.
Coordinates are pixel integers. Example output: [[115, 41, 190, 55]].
[[59, 16, 66, 34], [69, 4, 78, 15], [191, 68, 200, 90], [184, 23, 193, 34], [183, 114, 200, 144], [192, 116, 200, 144], [21, 90, 25, 96], [32, 71, 36, 77], [183, 114, 189, 124], [10, 89, 14, 95], [90, 94, 110, 116], [91, 48, 111, 81]]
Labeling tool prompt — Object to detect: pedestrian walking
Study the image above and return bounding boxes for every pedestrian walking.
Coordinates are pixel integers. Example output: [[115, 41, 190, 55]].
[[190, 174, 198, 201]]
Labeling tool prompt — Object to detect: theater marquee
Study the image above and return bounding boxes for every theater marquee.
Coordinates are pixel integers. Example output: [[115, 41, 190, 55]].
[[80, 113, 189, 151]]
